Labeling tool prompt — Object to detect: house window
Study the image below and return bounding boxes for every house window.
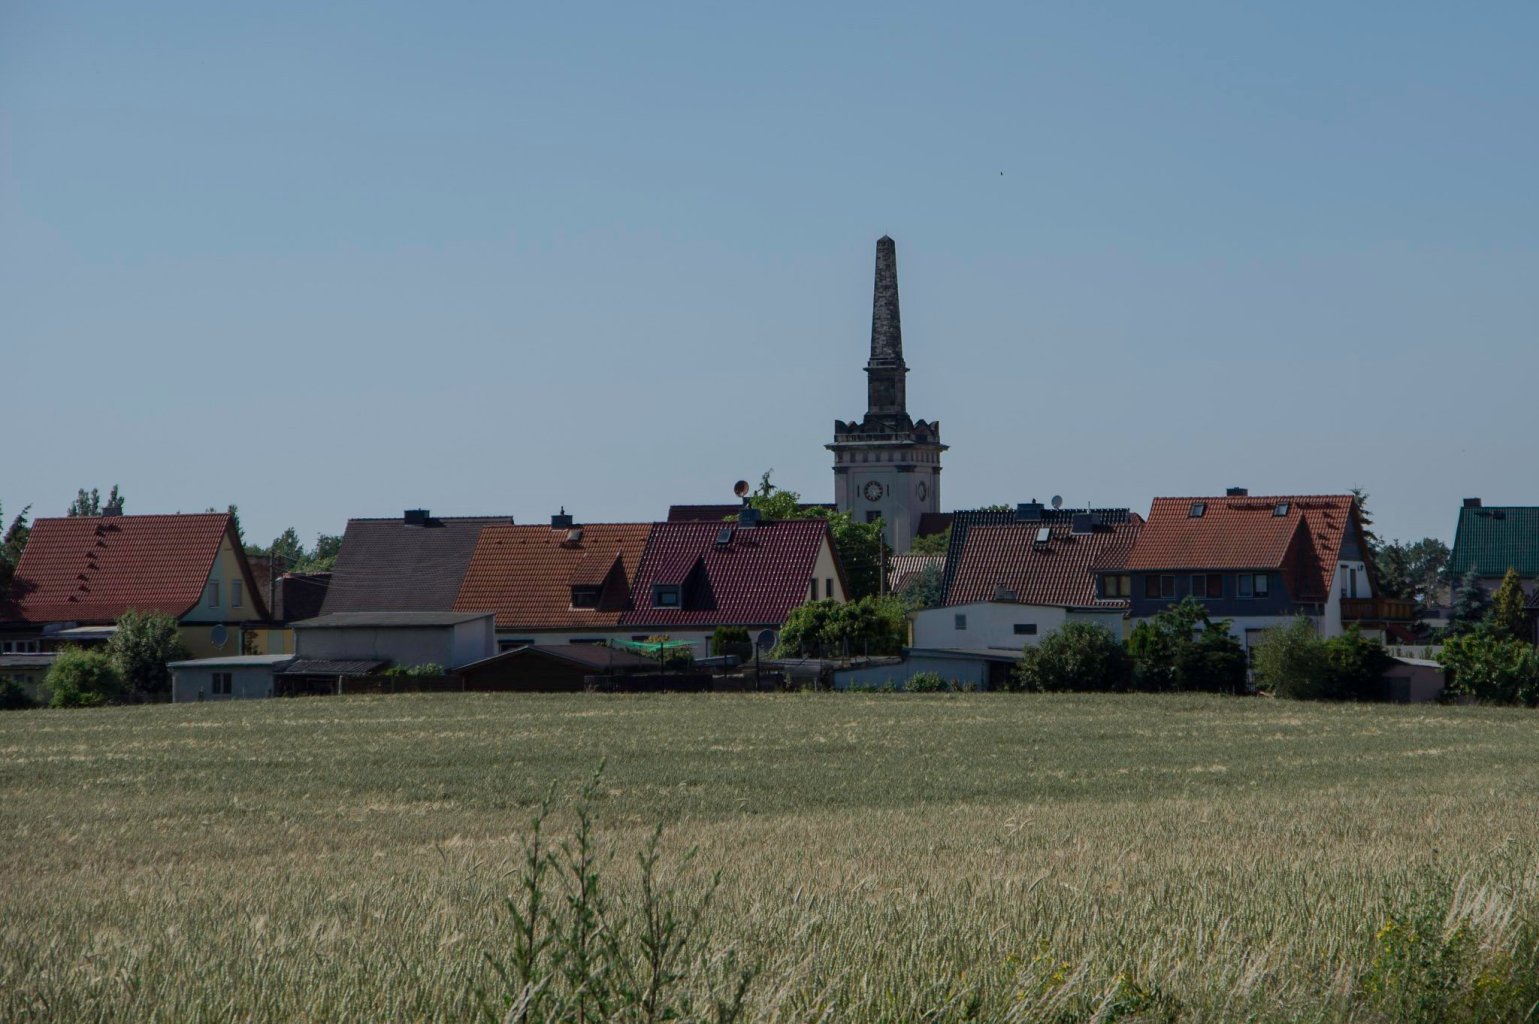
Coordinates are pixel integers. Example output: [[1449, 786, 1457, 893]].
[[1190, 574, 1222, 598], [810, 580, 818, 601], [1, 640, 40, 654], [1144, 575, 1176, 599], [206, 582, 220, 608], [954, 614, 967, 631], [824, 578, 833, 599], [231, 580, 243, 608], [1013, 623, 1038, 635], [652, 585, 681, 608], [866, 511, 881, 524], [212, 672, 232, 696], [1238, 574, 1270, 598], [569, 638, 606, 645], [1104, 575, 1131, 598], [570, 586, 601, 609]]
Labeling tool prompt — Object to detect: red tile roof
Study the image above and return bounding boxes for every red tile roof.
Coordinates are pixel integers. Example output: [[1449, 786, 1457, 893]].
[[454, 523, 652, 630], [1, 513, 255, 624], [1123, 495, 1359, 600], [620, 519, 836, 629], [945, 515, 1143, 608]]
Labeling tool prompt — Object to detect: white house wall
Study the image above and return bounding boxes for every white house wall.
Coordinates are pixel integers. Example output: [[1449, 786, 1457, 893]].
[[912, 603, 1070, 651]]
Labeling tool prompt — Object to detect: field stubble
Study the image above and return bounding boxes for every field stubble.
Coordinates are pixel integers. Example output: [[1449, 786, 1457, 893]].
[[3, 693, 1539, 1022]]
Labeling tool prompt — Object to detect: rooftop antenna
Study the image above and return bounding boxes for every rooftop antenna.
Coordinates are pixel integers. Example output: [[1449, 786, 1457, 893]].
[[1050, 495, 1063, 510]]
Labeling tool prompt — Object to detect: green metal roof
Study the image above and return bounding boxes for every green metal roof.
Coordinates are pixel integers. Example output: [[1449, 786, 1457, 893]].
[[1448, 506, 1539, 578]]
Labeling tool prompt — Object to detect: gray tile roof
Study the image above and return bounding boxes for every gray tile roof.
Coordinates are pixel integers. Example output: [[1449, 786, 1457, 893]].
[[279, 658, 390, 676], [320, 515, 509, 615]]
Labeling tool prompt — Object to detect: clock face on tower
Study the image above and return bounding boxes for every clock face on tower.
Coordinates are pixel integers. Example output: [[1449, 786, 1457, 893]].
[[916, 481, 928, 502], [862, 481, 885, 503]]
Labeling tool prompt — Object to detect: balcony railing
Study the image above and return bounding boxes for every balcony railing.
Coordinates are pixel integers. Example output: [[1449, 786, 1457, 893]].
[[1341, 597, 1417, 622]]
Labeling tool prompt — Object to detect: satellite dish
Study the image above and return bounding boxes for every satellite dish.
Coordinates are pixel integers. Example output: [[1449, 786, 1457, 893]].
[[210, 624, 229, 648], [756, 629, 776, 652], [733, 480, 751, 498], [1050, 495, 1063, 509]]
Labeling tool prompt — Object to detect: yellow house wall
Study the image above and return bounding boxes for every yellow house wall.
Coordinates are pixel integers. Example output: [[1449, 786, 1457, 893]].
[[178, 535, 270, 656], [810, 538, 848, 603]]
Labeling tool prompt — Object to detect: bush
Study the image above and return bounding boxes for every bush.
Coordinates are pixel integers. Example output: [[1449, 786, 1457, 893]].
[[904, 671, 950, 692], [0, 679, 37, 710], [1323, 626, 1393, 701], [45, 647, 126, 708], [775, 597, 906, 658], [108, 609, 190, 699], [1252, 617, 1330, 699], [1015, 623, 1131, 693], [1127, 598, 1247, 694], [1437, 626, 1539, 705], [383, 662, 447, 678], [710, 626, 752, 660]]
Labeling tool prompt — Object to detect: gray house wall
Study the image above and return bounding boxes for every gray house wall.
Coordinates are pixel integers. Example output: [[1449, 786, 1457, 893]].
[[1123, 570, 1302, 620], [172, 665, 278, 703]]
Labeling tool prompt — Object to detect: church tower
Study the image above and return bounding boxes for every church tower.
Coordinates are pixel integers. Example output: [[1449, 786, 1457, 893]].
[[828, 236, 947, 552]]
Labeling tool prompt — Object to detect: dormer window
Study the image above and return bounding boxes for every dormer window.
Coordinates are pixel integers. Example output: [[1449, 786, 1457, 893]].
[[652, 585, 681, 608], [570, 586, 601, 609]]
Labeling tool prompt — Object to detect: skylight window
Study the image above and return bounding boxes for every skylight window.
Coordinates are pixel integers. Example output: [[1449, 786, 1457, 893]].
[[1189, 502, 1206, 518], [1034, 527, 1051, 545], [1273, 502, 1290, 517]]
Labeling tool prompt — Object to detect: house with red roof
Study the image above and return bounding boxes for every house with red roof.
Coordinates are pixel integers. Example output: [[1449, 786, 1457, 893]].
[[911, 503, 1142, 651], [1117, 489, 1415, 650], [619, 517, 847, 655], [0, 511, 272, 669], [454, 513, 653, 650]]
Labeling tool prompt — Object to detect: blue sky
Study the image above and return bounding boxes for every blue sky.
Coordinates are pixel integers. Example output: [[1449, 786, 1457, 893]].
[[4, 2, 1535, 549]]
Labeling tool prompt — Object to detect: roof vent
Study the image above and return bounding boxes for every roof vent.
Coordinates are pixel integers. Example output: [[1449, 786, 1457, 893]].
[[1492, 510, 1506, 520], [1226, 487, 1248, 497], [403, 509, 430, 527], [1016, 502, 1044, 522], [738, 508, 762, 529], [551, 507, 574, 529], [1071, 513, 1096, 535], [1463, 498, 1482, 509]]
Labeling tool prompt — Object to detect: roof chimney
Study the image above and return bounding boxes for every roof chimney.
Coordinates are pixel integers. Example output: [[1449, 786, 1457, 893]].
[[1463, 497, 1482, 509], [551, 507, 574, 529], [1015, 501, 1044, 522], [403, 509, 430, 527], [1226, 487, 1248, 497]]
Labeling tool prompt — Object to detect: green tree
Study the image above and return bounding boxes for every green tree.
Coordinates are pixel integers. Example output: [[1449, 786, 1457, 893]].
[[1252, 617, 1330, 699], [1014, 622, 1131, 693], [1351, 487, 1379, 555], [66, 484, 124, 517], [907, 527, 950, 555], [0, 500, 30, 590], [734, 472, 884, 599], [1450, 568, 1491, 634], [108, 610, 190, 700], [45, 647, 126, 707], [1438, 625, 1539, 705], [304, 533, 343, 572], [900, 561, 944, 612], [1489, 567, 1528, 640], [1128, 597, 1248, 693], [1375, 537, 1452, 608]]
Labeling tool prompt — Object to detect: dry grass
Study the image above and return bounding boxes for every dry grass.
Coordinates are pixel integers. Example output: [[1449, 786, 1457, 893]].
[[4, 693, 1539, 1021]]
